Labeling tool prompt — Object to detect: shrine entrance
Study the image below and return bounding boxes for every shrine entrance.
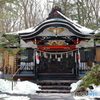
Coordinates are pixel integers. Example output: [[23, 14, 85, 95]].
[[37, 51, 76, 75], [35, 38, 77, 79]]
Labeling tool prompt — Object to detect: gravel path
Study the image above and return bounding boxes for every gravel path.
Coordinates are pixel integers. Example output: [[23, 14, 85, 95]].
[[30, 93, 75, 100], [0, 92, 75, 100]]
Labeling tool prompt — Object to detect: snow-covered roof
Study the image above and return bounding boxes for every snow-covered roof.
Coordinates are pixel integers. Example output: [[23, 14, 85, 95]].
[[57, 11, 95, 34], [17, 7, 99, 39]]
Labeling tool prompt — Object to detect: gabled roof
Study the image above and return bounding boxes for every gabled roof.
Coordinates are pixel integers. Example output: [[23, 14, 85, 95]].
[[19, 6, 96, 39]]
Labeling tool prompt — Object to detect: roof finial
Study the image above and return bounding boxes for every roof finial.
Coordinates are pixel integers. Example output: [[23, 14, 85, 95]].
[[54, 6, 59, 9]]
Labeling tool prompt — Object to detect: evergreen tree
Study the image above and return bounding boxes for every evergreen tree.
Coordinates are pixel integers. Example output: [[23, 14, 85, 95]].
[[0, 0, 22, 55], [0, 33, 20, 55]]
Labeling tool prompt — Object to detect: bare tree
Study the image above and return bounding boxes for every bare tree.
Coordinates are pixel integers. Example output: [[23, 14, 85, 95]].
[[53, 0, 100, 29], [0, 0, 20, 33], [0, 0, 100, 33], [0, 0, 51, 32]]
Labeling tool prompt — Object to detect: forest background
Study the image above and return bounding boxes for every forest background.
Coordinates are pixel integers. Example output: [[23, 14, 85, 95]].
[[0, 0, 100, 33]]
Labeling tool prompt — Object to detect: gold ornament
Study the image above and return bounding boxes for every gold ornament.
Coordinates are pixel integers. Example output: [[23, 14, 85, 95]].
[[46, 40, 67, 45]]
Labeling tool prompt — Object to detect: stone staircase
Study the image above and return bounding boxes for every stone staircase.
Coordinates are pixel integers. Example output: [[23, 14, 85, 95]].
[[36, 80, 77, 93], [37, 74, 77, 80]]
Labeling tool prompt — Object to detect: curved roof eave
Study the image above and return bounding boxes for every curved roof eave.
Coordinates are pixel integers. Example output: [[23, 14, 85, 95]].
[[19, 19, 93, 39], [57, 11, 95, 34]]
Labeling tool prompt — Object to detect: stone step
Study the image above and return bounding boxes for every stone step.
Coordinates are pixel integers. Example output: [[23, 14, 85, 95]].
[[37, 80, 75, 86], [38, 75, 77, 80], [36, 89, 70, 93], [39, 85, 71, 90], [36, 80, 76, 93]]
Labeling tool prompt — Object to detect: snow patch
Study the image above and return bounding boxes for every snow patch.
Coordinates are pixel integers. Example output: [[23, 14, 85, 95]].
[[4, 96, 30, 100], [70, 80, 100, 100], [0, 79, 40, 94], [70, 80, 82, 92], [0, 94, 30, 100]]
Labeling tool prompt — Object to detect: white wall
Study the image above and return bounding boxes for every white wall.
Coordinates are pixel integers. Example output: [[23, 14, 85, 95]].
[[20, 39, 37, 48]]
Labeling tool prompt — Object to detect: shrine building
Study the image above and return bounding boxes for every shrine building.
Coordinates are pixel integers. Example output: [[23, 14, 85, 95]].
[[2, 6, 100, 80]]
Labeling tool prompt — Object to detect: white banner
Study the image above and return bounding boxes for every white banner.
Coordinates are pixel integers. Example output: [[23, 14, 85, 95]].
[[36, 52, 40, 64]]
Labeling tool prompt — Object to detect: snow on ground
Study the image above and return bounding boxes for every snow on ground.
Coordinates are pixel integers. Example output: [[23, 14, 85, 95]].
[[0, 79, 40, 94], [70, 80, 82, 92], [5, 96, 30, 100], [73, 96, 100, 100], [0, 94, 30, 100], [70, 80, 100, 100], [0, 79, 40, 100]]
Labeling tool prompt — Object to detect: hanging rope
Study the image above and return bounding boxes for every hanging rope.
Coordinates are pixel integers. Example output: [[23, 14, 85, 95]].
[[36, 49, 77, 55], [66, 53, 68, 58], [50, 54, 52, 59], [61, 54, 63, 59], [36, 49, 78, 59], [55, 54, 57, 59], [71, 52, 73, 56]]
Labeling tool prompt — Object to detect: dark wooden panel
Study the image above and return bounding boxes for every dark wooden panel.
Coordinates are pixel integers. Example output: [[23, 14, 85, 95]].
[[20, 49, 33, 62], [80, 49, 94, 62], [80, 49, 85, 62], [28, 49, 33, 61]]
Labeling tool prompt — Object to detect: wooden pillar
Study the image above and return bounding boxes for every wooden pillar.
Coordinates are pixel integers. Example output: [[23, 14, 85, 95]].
[[3, 51, 9, 67], [9, 55, 14, 74], [2, 49, 19, 74]]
